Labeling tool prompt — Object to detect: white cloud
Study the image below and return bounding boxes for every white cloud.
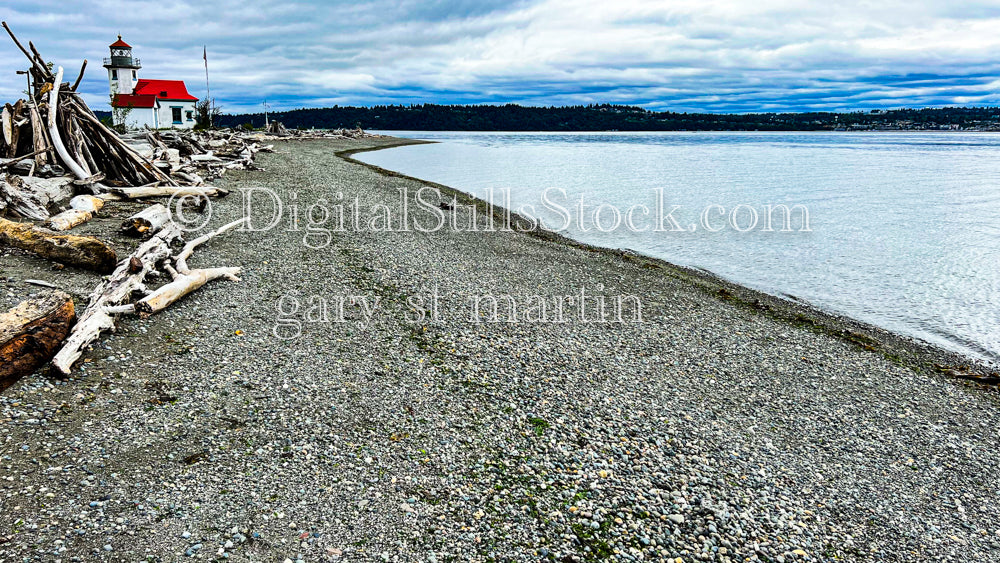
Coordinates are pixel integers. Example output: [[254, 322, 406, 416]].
[[1, 0, 998, 113]]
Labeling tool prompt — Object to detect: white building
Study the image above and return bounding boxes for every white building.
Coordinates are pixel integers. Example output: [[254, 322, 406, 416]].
[[105, 36, 198, 130]]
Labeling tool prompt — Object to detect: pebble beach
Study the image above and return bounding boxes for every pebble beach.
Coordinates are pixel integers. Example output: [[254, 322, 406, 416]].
[[2, 137, 999, 562]]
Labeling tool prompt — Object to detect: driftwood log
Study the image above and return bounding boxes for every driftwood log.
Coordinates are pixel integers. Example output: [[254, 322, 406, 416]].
[[44, 194, 105, 231], [0, 173, 74, 220], [935, 364, 1000, 385], [0, 148, 54, 171], [111, 186, 228, 199], [190, 153, 222, 163], [50, 223, 182, 374], [1, 174, 49, 219], [1, 104, 11, 151], [121, 203, 169, 237], [134, 217, 247, 317], [28, 103, 48, 167], [0, 217, 116, 273], [46, 67, 88, 181], [0, 290, 74, 390]]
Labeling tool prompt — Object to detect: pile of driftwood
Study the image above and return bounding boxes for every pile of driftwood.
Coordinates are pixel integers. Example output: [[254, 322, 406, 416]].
[[122, 128, 275, 185], [0, 22, 175, 190], [287, 125, 380, 140], [324, 127, 379, 139], [262, 120, 381, 140], [0, 23, 254, 386]]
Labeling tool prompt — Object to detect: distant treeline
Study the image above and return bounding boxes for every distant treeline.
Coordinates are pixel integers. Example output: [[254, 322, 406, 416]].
[[95, 104, 1000, 131], [211, 104, 1000, 131]]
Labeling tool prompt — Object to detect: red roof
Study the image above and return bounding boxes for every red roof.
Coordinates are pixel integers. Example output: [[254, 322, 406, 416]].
[[134, 79, 198, 101], [110, 35, 131, 48], [112, 93, 156, 108]]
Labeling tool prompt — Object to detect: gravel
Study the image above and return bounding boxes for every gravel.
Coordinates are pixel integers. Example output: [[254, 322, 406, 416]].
[[1, 137, 999, 562]]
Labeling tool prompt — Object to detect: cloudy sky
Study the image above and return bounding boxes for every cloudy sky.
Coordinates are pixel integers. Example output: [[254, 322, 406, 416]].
[[3, 0, 1000, 114]]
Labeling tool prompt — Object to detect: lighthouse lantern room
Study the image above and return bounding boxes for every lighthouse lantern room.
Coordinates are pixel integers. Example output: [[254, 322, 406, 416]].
[[104, 35, 141, 95]]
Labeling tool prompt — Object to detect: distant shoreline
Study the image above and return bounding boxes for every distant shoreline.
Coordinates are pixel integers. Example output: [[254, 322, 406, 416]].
[[109, 103, 1000, 132]]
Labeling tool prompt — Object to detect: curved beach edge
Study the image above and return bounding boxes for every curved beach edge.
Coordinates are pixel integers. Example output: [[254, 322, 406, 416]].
[[339, 137, 999, 388]]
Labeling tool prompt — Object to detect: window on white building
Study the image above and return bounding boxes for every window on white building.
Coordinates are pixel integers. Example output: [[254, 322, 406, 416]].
[[172, 107, 182, 124], [111, 69, 118, 79]]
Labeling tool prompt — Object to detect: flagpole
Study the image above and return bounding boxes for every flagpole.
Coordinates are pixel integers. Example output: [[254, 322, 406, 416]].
[[203, 45, 212, 127]]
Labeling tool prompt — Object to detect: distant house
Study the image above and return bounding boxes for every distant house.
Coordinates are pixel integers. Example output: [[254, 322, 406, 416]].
[[104, 36, 198, 129]]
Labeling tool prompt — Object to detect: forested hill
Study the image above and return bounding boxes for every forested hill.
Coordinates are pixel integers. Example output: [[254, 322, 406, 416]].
[[213, 104, 1000, 131]]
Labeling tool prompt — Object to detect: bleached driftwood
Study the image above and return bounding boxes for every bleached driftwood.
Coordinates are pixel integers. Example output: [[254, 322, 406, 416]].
[[134, 217, 247, 317], [1, 174, 75, 221], [50, 223, 182, 374], [44, 194, 105, 231], [111, 185, 228, 199], [190, 153, 222, 162], [0, 217, 116, 272], [46, 67, 88, 181], [1, 174, 49, 220], [172, 170, 204, 185], [28, 103, 49, 167], [19, 174, 74, 201], [1, 105, 11, 150], [121, 203, 169, 237], [1, 290, 74, 390]]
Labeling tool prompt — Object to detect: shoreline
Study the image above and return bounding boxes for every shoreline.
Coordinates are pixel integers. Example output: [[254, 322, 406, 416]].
[[340, 137, 999, 385]]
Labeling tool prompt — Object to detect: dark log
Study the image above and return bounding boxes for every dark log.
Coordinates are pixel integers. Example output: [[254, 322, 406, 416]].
[[0, 290, 75, 391], [0, 147, 53, 170], [72, 116, 99, 174]]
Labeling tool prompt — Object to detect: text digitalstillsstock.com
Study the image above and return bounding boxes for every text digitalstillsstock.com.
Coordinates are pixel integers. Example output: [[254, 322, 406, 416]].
[[170, 186, 812, 240]]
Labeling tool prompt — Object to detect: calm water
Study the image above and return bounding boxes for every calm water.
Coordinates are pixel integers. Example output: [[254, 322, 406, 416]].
[[358, 131, 1000, 364]]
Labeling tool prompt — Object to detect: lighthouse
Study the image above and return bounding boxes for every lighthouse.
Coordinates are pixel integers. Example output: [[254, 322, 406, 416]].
[[104, 36, 198, 130], [103, 35, 140, 95]]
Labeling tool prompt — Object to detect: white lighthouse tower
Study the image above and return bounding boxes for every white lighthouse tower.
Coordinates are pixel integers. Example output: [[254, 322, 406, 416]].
[[103, 35, 198, 130], [103, 35, 141, 96]]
